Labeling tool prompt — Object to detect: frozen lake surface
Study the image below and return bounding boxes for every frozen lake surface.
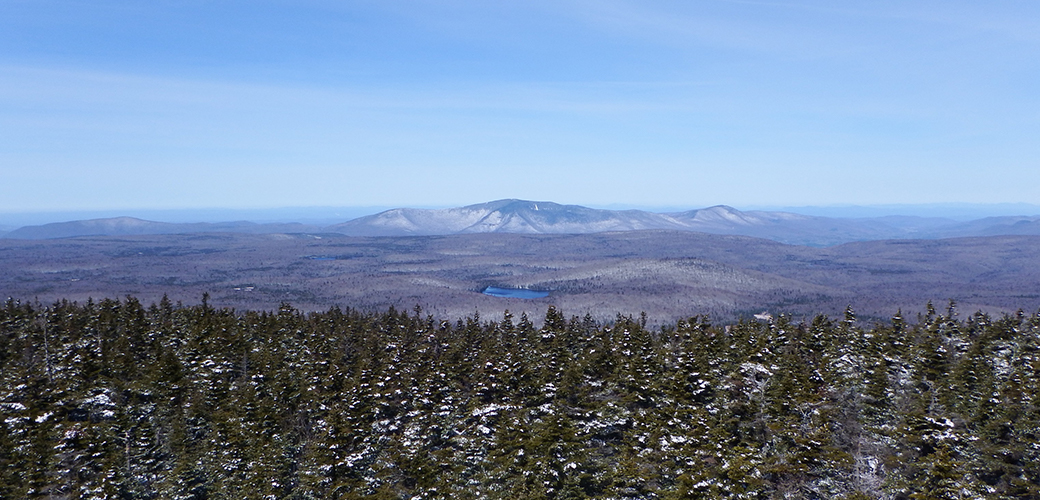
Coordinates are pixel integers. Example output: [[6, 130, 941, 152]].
[[482, 286, 549, 299]]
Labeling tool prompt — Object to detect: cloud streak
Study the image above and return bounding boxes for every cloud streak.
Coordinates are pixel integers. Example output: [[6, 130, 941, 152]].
[[0, 1, 1038, 210]]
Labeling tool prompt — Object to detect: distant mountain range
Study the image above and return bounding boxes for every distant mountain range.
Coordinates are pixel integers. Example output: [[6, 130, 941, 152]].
[[5, 199, 1040, 246], [1, 217, 322, 240]]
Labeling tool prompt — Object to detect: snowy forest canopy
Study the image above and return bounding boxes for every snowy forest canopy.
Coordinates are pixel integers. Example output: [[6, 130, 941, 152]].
[[1, 297, 1038, 499]]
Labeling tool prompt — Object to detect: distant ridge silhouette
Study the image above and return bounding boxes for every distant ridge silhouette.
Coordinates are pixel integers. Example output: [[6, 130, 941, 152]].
[[6, 199, 1040, 246]]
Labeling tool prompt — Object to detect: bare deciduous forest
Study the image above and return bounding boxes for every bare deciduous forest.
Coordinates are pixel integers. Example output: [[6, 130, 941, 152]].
[[2, 231, 1040, 324]]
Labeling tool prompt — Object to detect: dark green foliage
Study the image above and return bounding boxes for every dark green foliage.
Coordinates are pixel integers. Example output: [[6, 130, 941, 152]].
[[1, 297, 1039, 498]]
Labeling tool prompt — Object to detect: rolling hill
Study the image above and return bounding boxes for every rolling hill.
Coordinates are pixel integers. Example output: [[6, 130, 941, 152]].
[[3, 217, 321, 239]]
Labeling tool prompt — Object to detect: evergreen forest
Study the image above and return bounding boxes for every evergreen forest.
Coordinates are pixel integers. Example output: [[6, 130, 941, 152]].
[[1, 296, 1038, 499]]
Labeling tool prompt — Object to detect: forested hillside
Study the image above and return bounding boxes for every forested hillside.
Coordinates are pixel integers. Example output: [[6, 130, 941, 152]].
[[1, 297, 1038, 499]]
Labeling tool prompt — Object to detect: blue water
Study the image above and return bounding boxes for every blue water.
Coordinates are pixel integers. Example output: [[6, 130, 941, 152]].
[[483, 286, 549, 299]]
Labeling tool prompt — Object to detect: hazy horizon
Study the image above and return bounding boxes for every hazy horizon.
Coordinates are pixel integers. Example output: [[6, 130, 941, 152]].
[[4, 200, 1040, 228]]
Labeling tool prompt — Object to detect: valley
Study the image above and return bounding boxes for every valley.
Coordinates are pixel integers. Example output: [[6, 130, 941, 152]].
[[3, 230, 1039, 324]]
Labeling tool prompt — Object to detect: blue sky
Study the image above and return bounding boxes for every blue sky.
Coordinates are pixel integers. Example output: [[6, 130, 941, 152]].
[[1, 0, 1038, 212]]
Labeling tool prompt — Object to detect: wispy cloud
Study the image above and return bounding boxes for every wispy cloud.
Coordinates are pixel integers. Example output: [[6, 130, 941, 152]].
[[1, 1, 1038, 209]]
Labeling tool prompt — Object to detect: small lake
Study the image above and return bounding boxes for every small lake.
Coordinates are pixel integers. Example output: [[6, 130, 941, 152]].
[[483, 286, 549, 299]]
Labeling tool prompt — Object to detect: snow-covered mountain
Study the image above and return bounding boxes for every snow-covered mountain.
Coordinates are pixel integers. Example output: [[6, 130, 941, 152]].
[[325, 200, 976, 245], [325, 199, 685, 236], [7, 200, 1040, 246]]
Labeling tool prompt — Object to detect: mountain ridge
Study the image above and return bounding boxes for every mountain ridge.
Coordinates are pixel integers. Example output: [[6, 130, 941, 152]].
[[6, 199, 1040, 246], [3, 217, 322, 239]]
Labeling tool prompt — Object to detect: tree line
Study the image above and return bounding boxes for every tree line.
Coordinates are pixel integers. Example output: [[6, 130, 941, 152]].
[[1, 296, 1038, 499]]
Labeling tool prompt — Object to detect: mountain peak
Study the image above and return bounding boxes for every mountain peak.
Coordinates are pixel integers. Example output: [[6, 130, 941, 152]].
[[9, 201, 1040, 246], [465, 199, 564, 213]]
